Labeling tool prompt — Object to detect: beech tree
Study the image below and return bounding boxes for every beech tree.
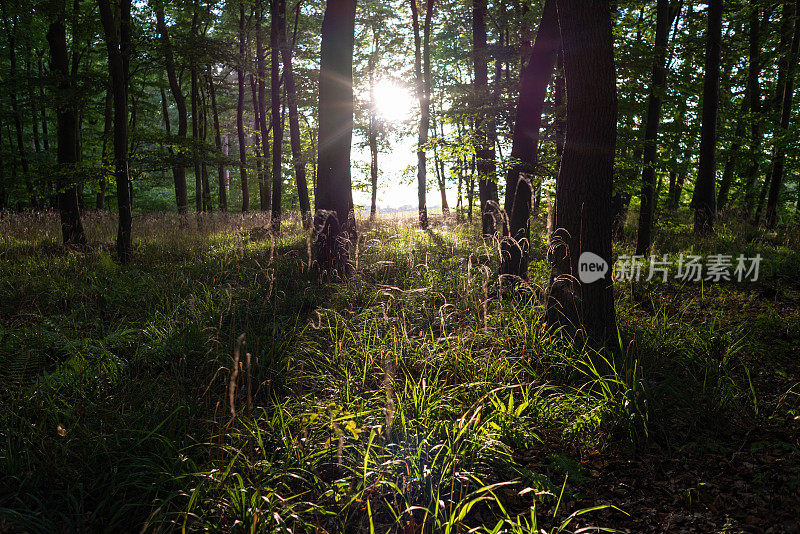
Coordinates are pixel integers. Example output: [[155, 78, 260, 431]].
[[315, 0, 357, 273], [546, 0, 617, 345]]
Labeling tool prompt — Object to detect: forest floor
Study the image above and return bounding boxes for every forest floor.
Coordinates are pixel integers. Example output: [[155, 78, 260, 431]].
[[0, 210, 799, 533]]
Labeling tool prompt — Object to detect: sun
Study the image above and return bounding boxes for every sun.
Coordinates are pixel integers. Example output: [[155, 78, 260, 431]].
[[372, 78, 415, 123]]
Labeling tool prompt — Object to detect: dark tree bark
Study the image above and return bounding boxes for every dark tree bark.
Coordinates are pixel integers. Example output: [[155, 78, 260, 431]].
[[691, 0, 723, 234], [255, 0, 271, 212], [97, 88, 112, 210], [635, 0, 681, 254], [741, 7, 761, 217], [281, 0, 311, 228], [98, 0, 132, 260], [717, 96, 749, 210], [208, 71, 227, 212], [367, 33, 379, 221], [47, 19, 86, 246], [237, 1, 249, 212], [154, 1, 189, 214], [499, 0, 559, 279], [472, 0, 499, 236], [315, 0, 357, 273], [764, 0, 800, 228], [545, 0, 617, 346], [1, 1, 34, 206], [189, 5, 203, 213], [411, 0, 434, 228], [270, 0, 285, 232]]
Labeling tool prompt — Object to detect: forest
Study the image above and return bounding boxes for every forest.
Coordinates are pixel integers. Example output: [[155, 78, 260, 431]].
[[1, 0, 800, 531]]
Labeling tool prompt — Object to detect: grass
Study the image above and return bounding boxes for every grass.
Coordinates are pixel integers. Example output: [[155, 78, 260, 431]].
[[0, 209, 798, 532]]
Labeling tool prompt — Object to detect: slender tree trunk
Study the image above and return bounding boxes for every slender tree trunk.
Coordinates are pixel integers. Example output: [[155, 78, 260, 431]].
[[281, 0, 311, 228], [98, 0, 132, 260], [190, 3, 202, 214], [635, 0, 680, 254], [472, 0, 499, 236], [255, 0, 272, 213], [691, 0, 723, 234], [200, 79, 212, 211], [546, 0, 617, 346], [270, 0, 285, 232], [717, 95, 749, 210], [316, 0, 357, 272], [433, 106, 449, 215], [47, 18, 86, 246], [741, 7, 762, 217], [155, 1, 189, 213], [237, 2, 249, 212], [411, 0, 433, 228], [764, 0, 800, 228], [208, 71, 227, 212], [500, 0, 559, 278], [1, 2, 34, 206], [97, 88, 112, 210]]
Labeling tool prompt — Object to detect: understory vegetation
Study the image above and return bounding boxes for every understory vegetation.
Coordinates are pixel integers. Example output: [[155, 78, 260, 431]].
[[1, 211, 799, 532]]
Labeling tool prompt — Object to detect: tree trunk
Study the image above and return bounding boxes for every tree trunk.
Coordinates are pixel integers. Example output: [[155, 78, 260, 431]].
[[316, 0, 357, 273], [47, 18, 86, 246], [270, 0, 285, 232], [98, 0, 132, 260], [208, 71, 227, 212], [98, 88, 112, 210], [691, 0, 722, 234], [281, 0, 312, 228], [741, 7, 762, 217], [764, 0, 800, 228], [1, 1, 34, 206], [472, 0, 498, 236], [546, 0, 617, 346], [717, 96, 749, 210], [190, 4, 202, 214], [500, 0, 559, 279], [155, 1, 189, 214], [255, 0, 272, 213], [635, 0, 680, 254], [411, 0, 433, 229], [237, 3, 249, 212]]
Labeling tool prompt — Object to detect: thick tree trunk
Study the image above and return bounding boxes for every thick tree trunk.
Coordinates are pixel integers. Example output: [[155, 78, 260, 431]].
[[208, 71, 227, 212], [270, 0, 285, 232], [500, 0, 559, 279], [47, 19, 86, 246], [691, 0, 722, 234], [316, 0, 357, 273], [281, 0, 311, 228], [472, 0, 498, 236], [546, 0, 617, 346], [764, 0, 800, 228], [155, 1, 189, 214], [635, 0, 680, 254], [237, 3, 249, 212]]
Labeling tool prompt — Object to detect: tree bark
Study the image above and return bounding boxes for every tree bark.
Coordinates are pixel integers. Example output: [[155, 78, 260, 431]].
[[47, 18, 86, 246], [208, 70, 227, 212], [411, 0, 433, 228], [255, 0, 272, 213], [741, 7, 762, 217], [98, 0, 132, 260], [281, 0, 312, 228], [635, 0, 680, 254], [316, 0, 357, 273], [270, 0, 285, 232], [546, 0, 617, 346], [500, 0, 559, 279], [691, 0, 722, 234], [472, 0, 498, 236], [764, 0, 800, 228], [237, 2, 249, 212], [154, 1, 189, 214]]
